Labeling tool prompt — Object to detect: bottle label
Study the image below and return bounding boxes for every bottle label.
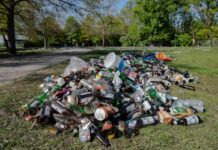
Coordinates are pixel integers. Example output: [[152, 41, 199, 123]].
[[79, 92, 93, 104], [170, 107, 187, 115], [79, 126, 91, 142], [141, 116, 156, 125], [143, 101, 151, 111], [125, 103, 136, 113], [186, 116, 199, 125]]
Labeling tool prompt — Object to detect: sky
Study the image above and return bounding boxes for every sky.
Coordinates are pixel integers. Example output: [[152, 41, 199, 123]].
[[115, 0, 128, 11], [57, 0, 129, 27]]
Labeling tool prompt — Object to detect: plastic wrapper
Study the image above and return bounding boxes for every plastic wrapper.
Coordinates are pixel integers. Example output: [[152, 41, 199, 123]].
[[63, 57, 89, 76]]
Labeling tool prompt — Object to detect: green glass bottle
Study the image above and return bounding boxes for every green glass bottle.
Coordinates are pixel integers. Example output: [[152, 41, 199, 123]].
[[147, 88, 158, 99], [69, 104, 85, 114], [119, 72, 126, 81], [51, 84, 61, 92], [36, 92, 49, 104]]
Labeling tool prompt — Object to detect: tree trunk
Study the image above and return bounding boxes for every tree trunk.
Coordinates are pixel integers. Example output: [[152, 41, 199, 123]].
[[102, 34, 105, 47], [2, 33, 9, 50], [43, 23, 48, 49], [44, 35, 48, 49], [7, 7, 17, 54]]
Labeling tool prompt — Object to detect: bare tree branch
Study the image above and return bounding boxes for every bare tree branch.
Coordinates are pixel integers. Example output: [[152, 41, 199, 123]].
[[0, 1, 9, 10]]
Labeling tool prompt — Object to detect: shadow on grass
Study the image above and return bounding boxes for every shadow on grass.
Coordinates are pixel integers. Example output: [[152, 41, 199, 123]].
[[168, 63, 218, 76]]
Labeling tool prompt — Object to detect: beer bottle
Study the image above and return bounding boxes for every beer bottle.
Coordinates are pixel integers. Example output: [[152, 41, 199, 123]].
[[172, 115, 202, 125], [142, 100, 156, 115], [90, 125, 110, 147], [126, 116, 158, 129]]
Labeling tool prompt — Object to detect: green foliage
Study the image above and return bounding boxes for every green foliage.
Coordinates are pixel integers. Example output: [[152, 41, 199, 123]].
[[196, 28, 211, 40], [40, 16, 64, 47], [24, 40, 43, 48], [173, 34, 192, 46], [64, 16, 81, 45], [126, 0, 177, 46]]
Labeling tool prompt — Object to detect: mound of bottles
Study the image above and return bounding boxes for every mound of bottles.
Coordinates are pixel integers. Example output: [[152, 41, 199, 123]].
[[22, 52, 205, 147]]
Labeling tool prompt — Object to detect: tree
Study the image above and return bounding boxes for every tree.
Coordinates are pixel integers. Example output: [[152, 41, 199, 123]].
[[84, 0, 117, 46], [192, 0, 218, 28], [0, 0, 91, 54], [15, 2, 39, 41], [0, 0, 27, 54], [127, 0, 180, 46], [0, 7, 8, 49], [39, 16, 63, 49], [80, 16, 95, 46], [64, 16, 81, 46]]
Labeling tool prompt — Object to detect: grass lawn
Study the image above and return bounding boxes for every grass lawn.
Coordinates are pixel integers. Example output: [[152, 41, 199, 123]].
[[0, 47, 218, 149], [0, 48, 56, 58]]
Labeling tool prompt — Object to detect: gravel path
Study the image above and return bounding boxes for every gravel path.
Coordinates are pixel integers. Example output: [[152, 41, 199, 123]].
[[0, 48, 91, 84]]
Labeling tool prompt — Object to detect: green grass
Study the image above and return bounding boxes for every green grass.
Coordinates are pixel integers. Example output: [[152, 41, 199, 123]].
[[0, 49, 53, 58], [0, 47, 218, 149]]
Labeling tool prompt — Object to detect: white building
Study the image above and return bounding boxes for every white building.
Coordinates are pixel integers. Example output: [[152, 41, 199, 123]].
[[0, 34, 27, 45]]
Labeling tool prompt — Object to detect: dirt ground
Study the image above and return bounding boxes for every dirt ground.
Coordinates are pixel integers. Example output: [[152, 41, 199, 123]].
[[0, 48, 90, 84]]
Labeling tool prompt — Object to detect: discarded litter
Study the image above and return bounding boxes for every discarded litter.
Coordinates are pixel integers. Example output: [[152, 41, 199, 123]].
[[22, 51, 205, 147]]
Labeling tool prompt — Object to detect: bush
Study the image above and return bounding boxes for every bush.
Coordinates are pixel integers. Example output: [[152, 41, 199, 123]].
[[24, 40, 43, 48], [174, 34, 192, 46], [119, 36, 129, 46]]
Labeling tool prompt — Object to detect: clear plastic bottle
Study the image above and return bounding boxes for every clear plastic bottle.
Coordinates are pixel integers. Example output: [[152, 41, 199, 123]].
[[172, 100, 205, 112]]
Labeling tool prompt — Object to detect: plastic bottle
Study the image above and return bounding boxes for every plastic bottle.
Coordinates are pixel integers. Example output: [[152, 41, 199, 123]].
[[172, 100, 205, 112], [79, 79, 94, 91], [169, 106, 193, 118], [126, 116, 158, 129], [79, 124, 91, 142], [51, 77, 66, 92], [172, 115, 202, 125], [90, 125, 110, 147], [142, 100, 156, 115], [39, 104, 52, 124]]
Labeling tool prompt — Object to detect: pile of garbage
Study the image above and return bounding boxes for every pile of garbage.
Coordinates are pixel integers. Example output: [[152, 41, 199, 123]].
[[22, 52, 205, 147]]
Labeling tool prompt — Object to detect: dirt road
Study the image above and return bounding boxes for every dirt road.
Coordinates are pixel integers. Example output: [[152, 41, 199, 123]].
[[0, 48, 90, 84]]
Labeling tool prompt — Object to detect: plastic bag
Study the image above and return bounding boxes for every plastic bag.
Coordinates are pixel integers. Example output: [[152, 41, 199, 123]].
[[63, 57, 89, 76]]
